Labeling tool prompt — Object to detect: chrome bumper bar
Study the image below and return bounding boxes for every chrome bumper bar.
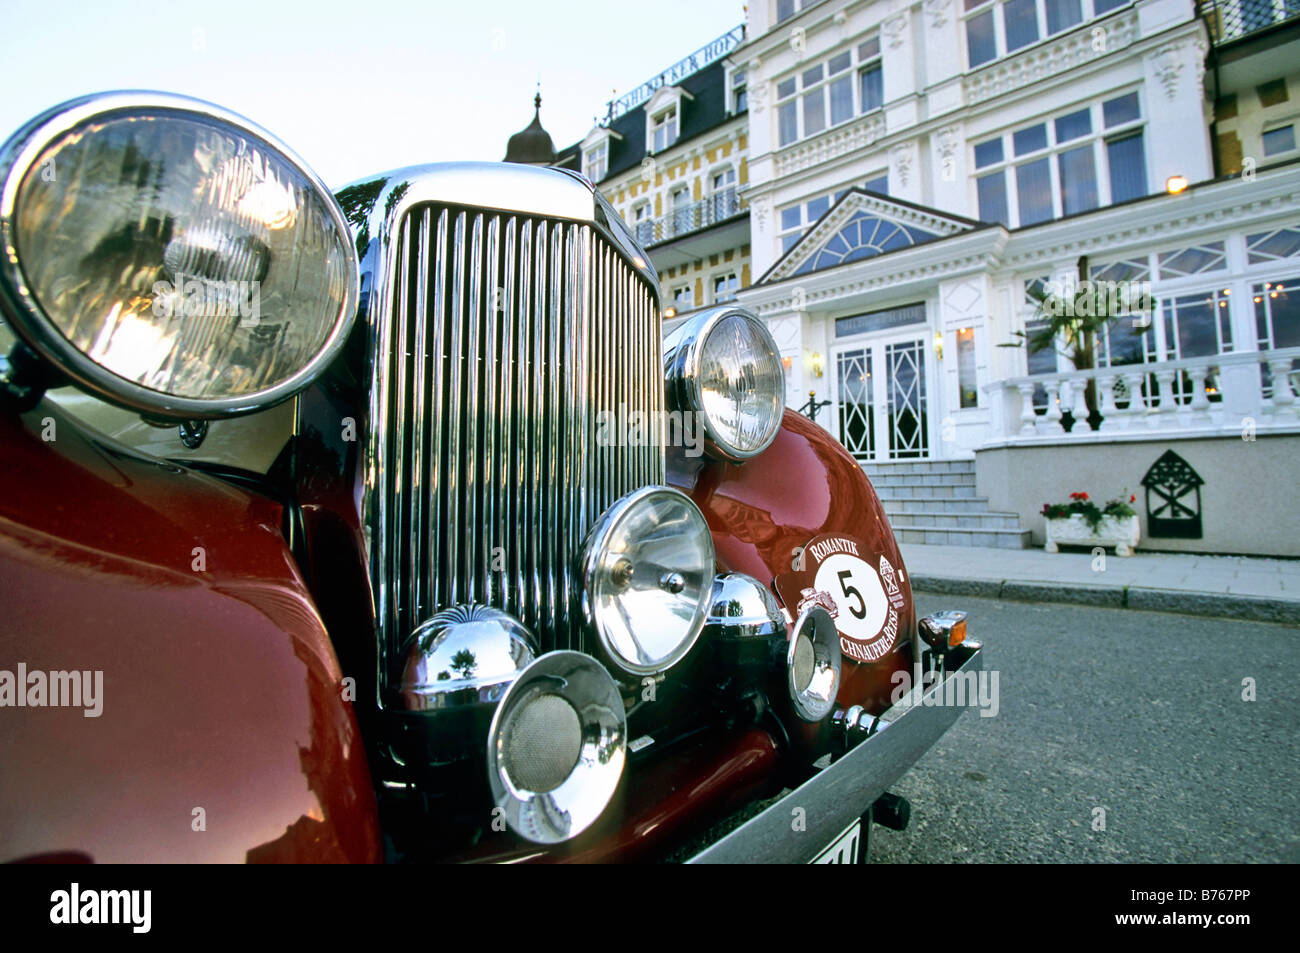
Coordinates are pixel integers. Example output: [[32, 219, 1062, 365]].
[[687, 640, 984, 864]]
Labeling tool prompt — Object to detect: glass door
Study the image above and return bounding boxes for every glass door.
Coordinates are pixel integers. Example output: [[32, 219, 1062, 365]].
[[884, 338, 928, 458], [835, 348, 875, 459], [833, 335, 930, 460]]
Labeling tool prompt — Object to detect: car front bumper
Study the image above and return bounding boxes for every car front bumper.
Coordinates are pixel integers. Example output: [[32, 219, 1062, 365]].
[[687, 639, 984, 864]]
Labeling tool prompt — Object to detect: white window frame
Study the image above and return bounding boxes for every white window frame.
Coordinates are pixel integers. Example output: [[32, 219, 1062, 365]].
[[774, 34, 882, 149], [712, 271, 739, 303], [728, 64, 748, 115], [961, 0, 1132, 72], [584, 142, 607, 182], [970, 90, 1146, 227], [775, 0, 822, 24], [651, 106, 678, 153], [1262, 121, 1298, 158]]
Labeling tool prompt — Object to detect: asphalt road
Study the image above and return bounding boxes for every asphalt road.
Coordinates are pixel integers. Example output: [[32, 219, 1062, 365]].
[[868, 594, 1300, 863]]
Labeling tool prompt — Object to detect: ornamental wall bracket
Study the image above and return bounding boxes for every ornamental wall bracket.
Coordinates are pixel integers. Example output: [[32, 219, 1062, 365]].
[[891, 143, 913, 188], [924, 0, 950, 29], [936, 126, 960, 162], [1152, 42, 1186, 102], [883, 12, 909, 49], [752, 196, 771, 230], [1192, 35, 1208, 101]]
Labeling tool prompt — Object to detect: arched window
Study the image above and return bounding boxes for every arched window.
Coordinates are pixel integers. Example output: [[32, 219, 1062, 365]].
[[794, 211, 938, 275]]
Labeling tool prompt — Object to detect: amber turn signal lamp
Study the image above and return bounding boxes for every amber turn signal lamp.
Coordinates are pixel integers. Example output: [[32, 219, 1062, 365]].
[[947, 618, 967, 647], [917, 610, 968, 653]]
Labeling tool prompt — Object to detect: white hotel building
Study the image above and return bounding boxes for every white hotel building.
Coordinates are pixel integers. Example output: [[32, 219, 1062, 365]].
[[574, 0, 1300, 556]]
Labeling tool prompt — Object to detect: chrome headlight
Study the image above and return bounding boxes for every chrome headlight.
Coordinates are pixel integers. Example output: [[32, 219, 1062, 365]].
[[0, 92, 358, 418], [664, 306, 784, 462], [580, 485, 714, 678]]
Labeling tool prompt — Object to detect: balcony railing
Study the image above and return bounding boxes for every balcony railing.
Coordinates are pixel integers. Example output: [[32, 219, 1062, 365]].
[[634, 188, 747, 247], [1199, 0, 1300, 44], [984, 348, 1300, 444]]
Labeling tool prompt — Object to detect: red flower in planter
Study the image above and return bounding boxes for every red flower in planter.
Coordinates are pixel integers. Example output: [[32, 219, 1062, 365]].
[[1129, 494, 1136, 503], [1069, 491, 1089, 501]]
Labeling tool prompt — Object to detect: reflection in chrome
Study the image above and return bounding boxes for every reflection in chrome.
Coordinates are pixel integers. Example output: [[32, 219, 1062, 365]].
[[579, 485, 714, 678], [787, 607, 841, 722], [704, 572, 786, 641], [398, 605, 537, 711], [487, 651, 626, 845]]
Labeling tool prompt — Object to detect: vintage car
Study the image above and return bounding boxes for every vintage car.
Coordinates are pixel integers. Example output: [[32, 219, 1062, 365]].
[[0, 91, 982, 863]]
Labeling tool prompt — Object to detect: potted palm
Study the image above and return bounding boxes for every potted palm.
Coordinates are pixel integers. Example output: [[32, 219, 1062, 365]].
[[1004, 255, 1153, 430], [1042, 492, 1141, 556]]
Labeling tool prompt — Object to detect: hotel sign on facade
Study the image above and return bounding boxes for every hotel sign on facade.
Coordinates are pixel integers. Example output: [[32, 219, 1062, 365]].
[[601, 25, 746, 124]]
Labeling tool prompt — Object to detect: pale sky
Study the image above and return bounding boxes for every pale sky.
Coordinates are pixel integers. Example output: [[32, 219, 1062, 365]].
[[0, 0, 745, 188]]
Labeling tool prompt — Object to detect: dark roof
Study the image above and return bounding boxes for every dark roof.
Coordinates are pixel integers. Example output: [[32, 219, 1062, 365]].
[[560, 59, 740, 183], [504, 94, 558, 165]]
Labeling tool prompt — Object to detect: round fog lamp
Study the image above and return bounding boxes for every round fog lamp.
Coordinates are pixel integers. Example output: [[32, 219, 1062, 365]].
[[580, 485, 714, 677], [487, 651, 626, 844], [787, 607, 842, 722]]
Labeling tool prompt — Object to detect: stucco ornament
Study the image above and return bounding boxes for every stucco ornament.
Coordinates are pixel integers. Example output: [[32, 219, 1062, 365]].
[[748, 59, 767, 114], [891, 143, 913, 188], [925, 0, 950, 28], [936, 126, 960, 161], [1152, 42, 1186, 101], [884, 12, 908, 49]]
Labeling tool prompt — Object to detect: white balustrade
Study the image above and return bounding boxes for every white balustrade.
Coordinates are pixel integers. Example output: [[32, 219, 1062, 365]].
[[983, 347, 1300, 444]]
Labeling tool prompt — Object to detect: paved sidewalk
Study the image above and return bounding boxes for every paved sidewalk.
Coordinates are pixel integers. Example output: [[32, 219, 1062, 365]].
[[901, 543, 1299, 624]]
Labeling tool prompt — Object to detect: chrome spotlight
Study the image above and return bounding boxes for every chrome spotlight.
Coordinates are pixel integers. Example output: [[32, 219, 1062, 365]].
[[785, 607, 842, 722], [394, 605, 537, 770], [487, 651, 627, 845], [702, 572, 786, 690], [399, 605, 537, 711], [579, 485, 715, 678]]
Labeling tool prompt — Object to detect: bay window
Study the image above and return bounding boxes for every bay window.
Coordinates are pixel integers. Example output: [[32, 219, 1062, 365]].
[[1254, 277, 1299, 397]]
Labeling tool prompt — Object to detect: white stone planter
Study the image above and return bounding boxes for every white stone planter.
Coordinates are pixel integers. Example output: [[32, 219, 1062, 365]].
[[1044, 514, 1140, 556]]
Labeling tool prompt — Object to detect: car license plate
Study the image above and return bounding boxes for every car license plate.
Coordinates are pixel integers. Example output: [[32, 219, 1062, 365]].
[[811, 820, 861, 864]]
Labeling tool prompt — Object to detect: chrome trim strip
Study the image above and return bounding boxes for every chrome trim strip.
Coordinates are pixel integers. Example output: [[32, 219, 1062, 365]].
[[688, 641, 984, 864]]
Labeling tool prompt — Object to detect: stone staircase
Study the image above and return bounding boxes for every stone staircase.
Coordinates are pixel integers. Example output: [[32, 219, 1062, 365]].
[[861, 459, 1031, 549]]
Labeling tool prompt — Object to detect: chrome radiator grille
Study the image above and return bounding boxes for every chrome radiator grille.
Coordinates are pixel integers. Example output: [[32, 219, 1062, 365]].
[[368, 203, 663, 691]]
